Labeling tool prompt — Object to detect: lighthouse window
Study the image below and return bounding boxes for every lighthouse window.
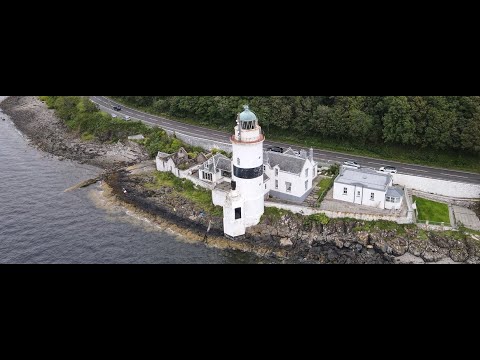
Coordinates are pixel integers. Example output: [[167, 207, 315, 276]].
[[237, 158, 240, 166], [235, 207, 242, 220]]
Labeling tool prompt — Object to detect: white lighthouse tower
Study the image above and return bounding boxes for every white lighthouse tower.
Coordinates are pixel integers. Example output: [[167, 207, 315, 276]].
[[223, 105, 265, 239]]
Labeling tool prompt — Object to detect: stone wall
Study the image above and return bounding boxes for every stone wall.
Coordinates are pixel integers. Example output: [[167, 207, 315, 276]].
[[393, 173, 480, 199], [265, 201, 412, 224]]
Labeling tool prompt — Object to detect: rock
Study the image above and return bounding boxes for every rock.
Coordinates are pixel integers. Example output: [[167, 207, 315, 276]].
[[387, 237, 408, 256], [334, 239, 344, 249], [355, 244, 363, 252], [355, 231, 370, 246], [280, 238, 293, 247]]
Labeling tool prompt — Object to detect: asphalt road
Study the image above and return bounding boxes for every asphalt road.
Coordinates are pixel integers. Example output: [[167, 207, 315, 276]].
[[90, 96, 480, 185]]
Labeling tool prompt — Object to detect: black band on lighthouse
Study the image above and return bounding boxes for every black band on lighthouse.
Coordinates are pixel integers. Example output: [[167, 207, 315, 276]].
[[233, 165, 263, 179]]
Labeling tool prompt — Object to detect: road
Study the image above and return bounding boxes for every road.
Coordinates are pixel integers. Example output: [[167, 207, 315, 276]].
[[90, 96, 480, 185]]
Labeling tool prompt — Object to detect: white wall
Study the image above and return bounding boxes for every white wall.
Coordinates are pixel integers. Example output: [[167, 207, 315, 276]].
[[362, 188, 386, 209], [333, 183, 356, 203], [393, 173, 480, 199], [385, 197, 403, 210], [212, 188, 227, 207], [333, 183, 386, 209]]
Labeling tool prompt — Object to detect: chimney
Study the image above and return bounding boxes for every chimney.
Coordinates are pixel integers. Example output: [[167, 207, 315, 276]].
[[310, 147, 314, 162]]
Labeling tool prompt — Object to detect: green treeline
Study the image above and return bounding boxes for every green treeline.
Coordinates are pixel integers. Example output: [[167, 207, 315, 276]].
[[113, 96, 480, 154], [39, 96, 202, 158]]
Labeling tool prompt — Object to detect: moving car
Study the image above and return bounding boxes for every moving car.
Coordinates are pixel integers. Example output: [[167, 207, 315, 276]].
[[112, 105, 122, 111], [267, 146, 284, 153], [379, 166, 397, 174], [343, 160, 361, 169]]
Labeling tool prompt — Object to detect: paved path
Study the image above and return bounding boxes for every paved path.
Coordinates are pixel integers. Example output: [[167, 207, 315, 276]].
[[452, 206, 480, 231]]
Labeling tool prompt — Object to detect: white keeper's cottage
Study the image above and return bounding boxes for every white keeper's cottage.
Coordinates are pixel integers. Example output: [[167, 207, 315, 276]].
[[333, 167, 404, 210]]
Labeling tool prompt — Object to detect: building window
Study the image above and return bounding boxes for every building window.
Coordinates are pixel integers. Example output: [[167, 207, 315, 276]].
[[286, 182, 292, 193], [275, 168, 279, 177], [386, 196, 399, 203], [202, 172, 213, 181], [275, 180, 278, 189], [305, 168, 309, 177], [305, 180, 308, 191], [237, 158, 240, 166], [263, 165, 266, 171], [235, 207, 242, 220], [265, 184, 267, 190], [357, 191, 361, 197], [370, 193, 375, 201], [343, 187, 348, 195]]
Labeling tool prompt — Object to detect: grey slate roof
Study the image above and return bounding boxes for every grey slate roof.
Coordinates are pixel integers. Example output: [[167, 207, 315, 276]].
[[386, 187, 404, 198], [264, 150, 307, 175], [157, 152, 171, 159], [206, 154, 231, 173], [336, 168, 392, 191]]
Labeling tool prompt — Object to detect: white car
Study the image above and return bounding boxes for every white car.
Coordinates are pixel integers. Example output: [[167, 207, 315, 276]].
[[379, 166, 397, 174], [111, 114, 118, 118], [124, 116, 131, 121], [343, 160, 361, 169]]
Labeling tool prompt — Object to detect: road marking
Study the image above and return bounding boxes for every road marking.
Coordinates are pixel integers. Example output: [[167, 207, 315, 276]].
[[440, 173, 470, 179], [403, 167, 429, 173]]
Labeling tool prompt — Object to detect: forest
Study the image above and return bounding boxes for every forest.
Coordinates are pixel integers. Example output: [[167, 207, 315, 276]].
[[113, 96, 480, 155]]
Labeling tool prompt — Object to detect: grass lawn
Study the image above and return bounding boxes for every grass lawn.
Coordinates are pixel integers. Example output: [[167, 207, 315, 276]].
[[146, 171, 223, 217], [413, 196, 450, 224], [316, 177, 334, 202]]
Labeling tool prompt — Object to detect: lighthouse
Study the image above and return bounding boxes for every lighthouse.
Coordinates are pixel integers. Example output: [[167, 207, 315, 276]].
[[223, 105, 265, 239]]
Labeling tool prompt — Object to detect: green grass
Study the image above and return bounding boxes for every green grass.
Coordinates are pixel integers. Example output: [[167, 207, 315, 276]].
[[261, 206, 294, 222], [354, 220, 416, 235], [316, 177, 334, 203], [148, 171, 223, 217], [81, 132, 94, 141], [109, 96, 480, 174], [413, 196, 450, 224]]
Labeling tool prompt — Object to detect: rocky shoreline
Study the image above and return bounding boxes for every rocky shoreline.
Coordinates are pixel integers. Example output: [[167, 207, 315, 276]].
[[0, 96, 150, 170], [2, 96, 480, 264]]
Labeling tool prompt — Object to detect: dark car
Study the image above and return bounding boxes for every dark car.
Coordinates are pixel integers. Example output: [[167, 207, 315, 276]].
[[112, 105, 122, 111], [267, 146, 284, 153]]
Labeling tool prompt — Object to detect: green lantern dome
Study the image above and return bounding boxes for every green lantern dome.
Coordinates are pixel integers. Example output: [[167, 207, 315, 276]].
[[239, 105, 258, 122]]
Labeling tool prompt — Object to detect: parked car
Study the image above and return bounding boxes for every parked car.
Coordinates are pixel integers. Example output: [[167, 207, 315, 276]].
[[112, 105, 122, 111], [111, 114, 118, 118], [379, 166, 397, 174], [124, 115, 131, 121], [343, 160, 361, 169], [267, 146, 284, 153]]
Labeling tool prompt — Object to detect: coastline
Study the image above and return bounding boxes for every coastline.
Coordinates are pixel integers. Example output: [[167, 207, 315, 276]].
[[2, 96, 479, 264], [0, 96, 150, 170]]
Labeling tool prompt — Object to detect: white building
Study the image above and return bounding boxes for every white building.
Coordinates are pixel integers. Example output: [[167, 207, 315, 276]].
[[156, 147, 208, 178], [333, 167, 403, 210], [226, 105, 266, 236], [198, 154, 232, 184], [264, 148, 318, 203]]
